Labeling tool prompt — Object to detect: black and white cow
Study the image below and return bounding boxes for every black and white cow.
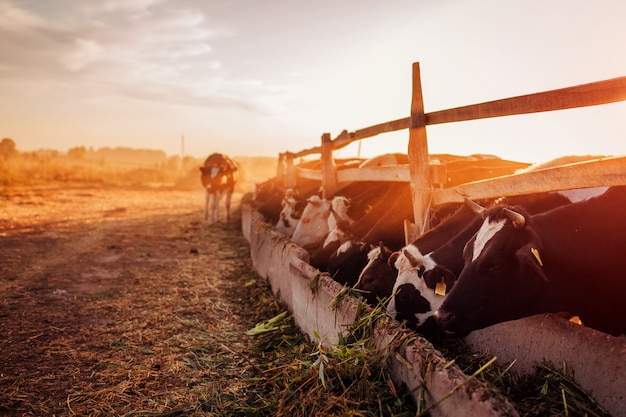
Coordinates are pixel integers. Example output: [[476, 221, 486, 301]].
[[326, 240, 374, 287], [435, 185, 626, 337], [344, 196, 485, 308], [353, 242, 397, 306], [200, 153, 238, 224], [387, 188, 607, 334], [290, 195, 331, 250], [275, 189, 306, 237]]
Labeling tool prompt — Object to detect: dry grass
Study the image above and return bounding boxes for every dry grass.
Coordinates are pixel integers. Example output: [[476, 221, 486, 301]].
[[0, 164, 614, 416], [0, 185, 416, 417]]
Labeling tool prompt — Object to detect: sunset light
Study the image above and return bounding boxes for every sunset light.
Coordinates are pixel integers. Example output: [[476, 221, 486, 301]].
[[4, 2, 626, 415], [2, 0, 626, 163]]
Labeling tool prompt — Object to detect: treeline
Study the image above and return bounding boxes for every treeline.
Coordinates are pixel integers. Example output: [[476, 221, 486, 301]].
[[0, 138, 277, 190]]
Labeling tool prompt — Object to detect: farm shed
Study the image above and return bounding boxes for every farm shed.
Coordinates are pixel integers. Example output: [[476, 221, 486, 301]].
[[243, 62, 626, 416]]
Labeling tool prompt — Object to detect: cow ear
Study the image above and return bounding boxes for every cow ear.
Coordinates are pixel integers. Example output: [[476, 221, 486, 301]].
[[388, 251, 400, 267], [516, 244, 548, 281], [424, 266, 457, 292]]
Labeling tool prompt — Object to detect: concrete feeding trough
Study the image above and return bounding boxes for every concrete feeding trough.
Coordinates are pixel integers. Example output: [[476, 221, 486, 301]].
[[242, 200, 626, 416], [465, 313, 626, 415], [243, 202, 518, 417]]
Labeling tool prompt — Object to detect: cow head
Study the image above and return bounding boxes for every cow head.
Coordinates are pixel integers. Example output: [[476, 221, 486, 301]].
[[354, 243, 397, 306], [435, 206, 548, 337], [275, 195, 303, 236], [327, 240, 373, 287], [291, 195, 331, 249], [386, 245, 452, 333], [329, 196, 352, 225]]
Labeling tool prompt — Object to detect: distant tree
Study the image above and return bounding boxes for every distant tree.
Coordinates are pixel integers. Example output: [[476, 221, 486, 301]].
[[0, 138, 17, 159], [182, 156, 200, 171], [166, 155, 180, 171], [68, 146, 87, 159]]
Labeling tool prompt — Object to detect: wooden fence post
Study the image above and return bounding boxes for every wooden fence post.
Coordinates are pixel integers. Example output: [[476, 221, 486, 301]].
[[408, 62, 432, 235], [276, 153, 285, 185], [284, 152, 297, 189], [321, 133, 337, 198]]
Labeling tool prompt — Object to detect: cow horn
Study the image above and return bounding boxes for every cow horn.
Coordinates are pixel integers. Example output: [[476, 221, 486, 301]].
[[464, 198, 487, 218], [402, 248, 420, 268], [503, 208, 526, 228]]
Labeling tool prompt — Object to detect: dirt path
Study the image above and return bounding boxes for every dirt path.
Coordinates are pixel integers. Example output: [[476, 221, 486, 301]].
[[0, 185, 281, 416]]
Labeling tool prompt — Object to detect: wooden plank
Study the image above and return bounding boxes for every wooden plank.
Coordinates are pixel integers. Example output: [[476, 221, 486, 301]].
[[432, 155, 626, 205], [283, 153, 297, 189], [326, 76, 626, 156], [329, 130, 355, 151], [289, 146, 322, 159], [287, 72, 626, 176], [351, 117, 411, 141], [426, 76, 626, 125], [336, 165, 410, 183], [408, 62, 432, 234], [328, 118, 412, 152], [321, 133, 337, 197], [295, 167, 322, 181]]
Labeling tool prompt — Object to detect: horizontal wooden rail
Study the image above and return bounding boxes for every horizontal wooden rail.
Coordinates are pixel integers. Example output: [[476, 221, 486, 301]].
[[426, 76, 626, 125], [282, 76, 626, 159], [321, 75, 626, 154], [432, 155, 626, 206], [329, 119, 413, 152], [286, 146, 322, 159], [295, 167, 322, 181], [336, 165, 410, 183]]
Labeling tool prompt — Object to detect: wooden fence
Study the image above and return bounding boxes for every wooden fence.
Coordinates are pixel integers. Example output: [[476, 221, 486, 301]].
[[276, 62, 626, 236]]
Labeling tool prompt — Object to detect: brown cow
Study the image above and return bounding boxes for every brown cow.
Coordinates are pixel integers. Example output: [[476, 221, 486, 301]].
[[200, 153, 238, 224]]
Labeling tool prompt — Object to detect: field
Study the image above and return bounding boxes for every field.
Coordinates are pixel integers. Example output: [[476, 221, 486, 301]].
[[0, 150, 613, 416], [0, 184, 416, 416]]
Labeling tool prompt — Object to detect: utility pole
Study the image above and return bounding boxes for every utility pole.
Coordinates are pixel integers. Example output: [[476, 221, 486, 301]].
[[180, 134, 185, 174]]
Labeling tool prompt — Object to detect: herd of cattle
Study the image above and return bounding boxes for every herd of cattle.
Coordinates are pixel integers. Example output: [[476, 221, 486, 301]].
[[249, 153, 626, 339]]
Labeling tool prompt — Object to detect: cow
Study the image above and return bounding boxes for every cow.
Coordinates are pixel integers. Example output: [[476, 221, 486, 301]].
[[353, 242, 397, 305], [294, 181, 408, 259], [418, 187, 613, 291], [200, 153, 238, 224], [353, 201, 481, 306], [328, 196, 353, 229], [275, 189, 306, 237], [434, 185, 626, 338], [326, 240, 374, 287], [322, 196, 354, 247], [252, 175, 320, 226], [307, 182, 413, 285], [385, 188, 602, 335], [290, 195, 331, 250], [308, 196, 358, 271]]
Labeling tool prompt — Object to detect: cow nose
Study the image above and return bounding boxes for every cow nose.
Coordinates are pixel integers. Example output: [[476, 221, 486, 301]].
[[433, 308, 456, 329]]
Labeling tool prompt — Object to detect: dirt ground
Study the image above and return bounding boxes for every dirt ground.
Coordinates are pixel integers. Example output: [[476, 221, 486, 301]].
[[0, 184, 283, 416]]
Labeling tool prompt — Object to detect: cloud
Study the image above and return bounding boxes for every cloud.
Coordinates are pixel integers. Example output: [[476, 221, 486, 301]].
[[0, 0, 285, 115], [0, 0, 46, 31], [97, 0, 163, 13], [61, 38, 103, 71]]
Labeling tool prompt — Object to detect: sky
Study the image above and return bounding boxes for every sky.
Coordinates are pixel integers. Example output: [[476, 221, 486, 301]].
[[1, 0, 626, 163]]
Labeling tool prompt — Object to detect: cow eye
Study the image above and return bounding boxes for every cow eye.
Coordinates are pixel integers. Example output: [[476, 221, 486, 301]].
[[417, 266, 425, 277], [480, 258, 498, 272]]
